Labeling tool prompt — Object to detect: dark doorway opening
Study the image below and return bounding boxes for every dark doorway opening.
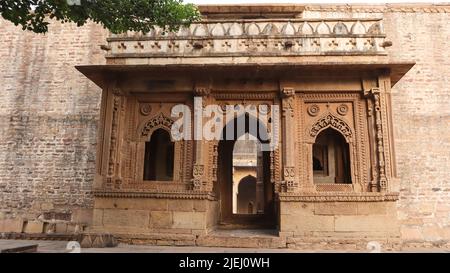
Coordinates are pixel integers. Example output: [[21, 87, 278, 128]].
[[216, 115, 276, 229]]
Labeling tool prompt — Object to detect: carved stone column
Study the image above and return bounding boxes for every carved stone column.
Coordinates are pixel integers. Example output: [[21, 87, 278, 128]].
[[103, 82, 128, 190], [364, 87, 388, 192], [280, 87, 298, 192], [191, 85, 211, 191]]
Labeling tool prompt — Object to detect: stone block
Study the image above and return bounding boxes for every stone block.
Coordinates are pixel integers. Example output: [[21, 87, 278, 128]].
[[72, 209, 93, 225], [357, 202, 387, 215], [156, 240, 175, 246], [422, 226, 442, 241], [280, 215, 334, 233], [92, 209, 104, 226], [315, 202, 357, 215], [40, 202, 54, 211], [154, 228, 192, 234], [67, 223, 83, 234], [168, 199, 193, 212], [25, 220, 44, 234], [193, 200, 208, 212], [439, 227, 450, 240], [116, 198, 168, 211], [173, 212, 205, 229], [150, 211, 173, 229], [95, 198, 168, 211], [0, 218, 24, 233], [94, 199, 115, 209], [280, 202, 314, 216], [55, 223, 68, 233], [102, 209, 150, 228], [401, 227, 424, 241], [334, 215, 399, 234], [419, 203, 435, 215]]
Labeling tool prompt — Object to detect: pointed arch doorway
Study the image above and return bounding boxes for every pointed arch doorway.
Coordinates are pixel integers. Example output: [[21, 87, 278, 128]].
[[216, 114, 276, 229]]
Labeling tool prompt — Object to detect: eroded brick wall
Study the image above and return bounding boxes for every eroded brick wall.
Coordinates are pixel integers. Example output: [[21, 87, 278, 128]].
[[0, 20, 107, 223]]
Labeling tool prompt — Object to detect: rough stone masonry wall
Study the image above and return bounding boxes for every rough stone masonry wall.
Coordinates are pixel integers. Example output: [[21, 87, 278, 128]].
[[0, 20, 107, 224], [0, 7, 449, 244]]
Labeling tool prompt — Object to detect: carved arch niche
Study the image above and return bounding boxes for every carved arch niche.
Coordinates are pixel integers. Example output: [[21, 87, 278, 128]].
[[132, 112, 185, 187], [303, 102, 363, 192]]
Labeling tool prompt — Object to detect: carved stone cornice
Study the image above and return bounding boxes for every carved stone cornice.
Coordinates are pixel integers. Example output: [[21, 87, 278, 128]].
[[106, 17, 388, 58], [93, 190, 216, 200], [278, 192, 399, 202], [303, 4, 450, 13]]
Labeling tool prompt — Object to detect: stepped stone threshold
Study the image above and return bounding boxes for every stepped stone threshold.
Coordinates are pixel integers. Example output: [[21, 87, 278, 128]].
[[74, 4, 419, 250]]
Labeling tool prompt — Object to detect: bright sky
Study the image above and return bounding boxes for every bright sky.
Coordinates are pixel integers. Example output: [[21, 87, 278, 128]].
[[185, 0, 446, 4]]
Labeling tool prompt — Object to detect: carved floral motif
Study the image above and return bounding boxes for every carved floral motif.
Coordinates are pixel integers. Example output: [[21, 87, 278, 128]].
[[310, 113, 352, 140], [141, 113, 174, 137], [192, 164, 205, 190]]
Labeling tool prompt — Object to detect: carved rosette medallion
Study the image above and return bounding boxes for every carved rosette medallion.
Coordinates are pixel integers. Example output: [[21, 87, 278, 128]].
[[307, 104, 320, 116], [140, 104, 152, 116], [337, 104, 349, 116]]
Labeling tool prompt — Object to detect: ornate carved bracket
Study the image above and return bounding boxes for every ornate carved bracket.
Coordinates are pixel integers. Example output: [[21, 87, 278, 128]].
[[281, 87, 295, 118], [109, 79, 129, 96], [282, 166, 297, 192], [192, 164, 205, 191], [194, 86, 211, 97]]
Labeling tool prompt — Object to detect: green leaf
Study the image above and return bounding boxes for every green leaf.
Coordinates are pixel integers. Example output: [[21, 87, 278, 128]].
[[0, 0, 200, 34]]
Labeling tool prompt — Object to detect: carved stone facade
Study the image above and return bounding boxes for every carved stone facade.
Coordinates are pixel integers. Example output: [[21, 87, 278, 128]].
[[72, 4, 415, 241], [2, 4, 449, 248]]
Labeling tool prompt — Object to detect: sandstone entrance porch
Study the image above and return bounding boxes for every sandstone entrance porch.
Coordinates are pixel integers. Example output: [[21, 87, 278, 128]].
[[76, 5, 414, 246]]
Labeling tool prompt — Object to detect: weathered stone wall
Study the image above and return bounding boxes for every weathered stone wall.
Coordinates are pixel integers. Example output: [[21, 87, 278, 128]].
[[0, 6, 449, 245], [0, 20, 107, 224], [384, 11, 450, 244]]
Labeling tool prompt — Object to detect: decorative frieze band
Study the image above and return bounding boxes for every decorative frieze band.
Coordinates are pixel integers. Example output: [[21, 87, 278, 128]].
[[109, 19, 384, 40], [278, 192, 399, 202], [93, 190, 216, 200]]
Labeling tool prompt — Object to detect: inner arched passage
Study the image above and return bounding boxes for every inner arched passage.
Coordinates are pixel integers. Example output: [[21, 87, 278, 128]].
[[217, 114, 275, 228], [236, 175, 258, 214]]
